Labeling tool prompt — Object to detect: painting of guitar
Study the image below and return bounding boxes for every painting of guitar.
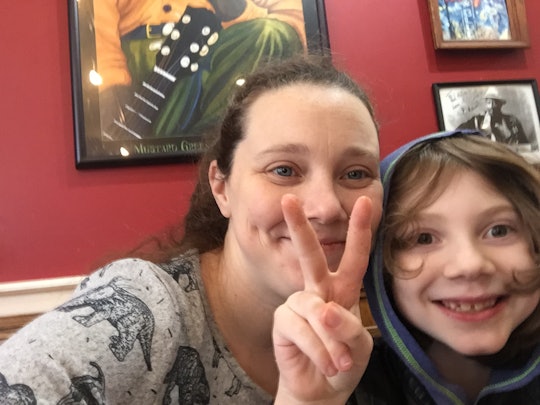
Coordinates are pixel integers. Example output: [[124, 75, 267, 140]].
[[103, 7, 221, 142], [69, 0, 330, 167]]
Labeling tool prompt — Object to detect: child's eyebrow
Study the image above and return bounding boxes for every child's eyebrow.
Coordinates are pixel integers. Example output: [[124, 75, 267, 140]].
[[416, 203, 517, 221]]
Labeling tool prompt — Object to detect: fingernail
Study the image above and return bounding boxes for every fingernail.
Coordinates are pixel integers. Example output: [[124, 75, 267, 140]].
[[339, 355, 353, 371], [324, 303, 341, 328]]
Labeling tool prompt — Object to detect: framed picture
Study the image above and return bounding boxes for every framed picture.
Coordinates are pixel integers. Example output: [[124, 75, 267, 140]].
[[427, 0, 529, 49], [68, 1, 330, 168], [433, 79, 540, 162]]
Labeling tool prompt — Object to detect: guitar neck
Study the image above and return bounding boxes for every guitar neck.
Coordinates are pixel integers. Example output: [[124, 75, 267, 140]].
[[103, 7, 221, 141]]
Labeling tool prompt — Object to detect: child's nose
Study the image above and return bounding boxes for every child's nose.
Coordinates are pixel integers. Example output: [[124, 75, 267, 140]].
[[443, 238, 496, 279]]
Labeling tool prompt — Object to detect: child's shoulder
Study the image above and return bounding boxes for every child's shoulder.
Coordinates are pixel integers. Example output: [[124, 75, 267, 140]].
[[352, 338, 435, 405]]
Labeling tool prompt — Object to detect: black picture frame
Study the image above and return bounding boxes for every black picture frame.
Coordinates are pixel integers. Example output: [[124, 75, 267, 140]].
[[433, 79, 540, 162], [68, 1, 330, 169]]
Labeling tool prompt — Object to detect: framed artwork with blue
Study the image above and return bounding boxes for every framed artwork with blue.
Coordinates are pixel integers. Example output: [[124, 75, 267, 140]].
[[68, 1, 330, 168], [427, 0, 529, 49]]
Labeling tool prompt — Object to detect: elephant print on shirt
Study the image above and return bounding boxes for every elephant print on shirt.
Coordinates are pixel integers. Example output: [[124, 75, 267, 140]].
[[159, 258, 198, 292], [57, 362, 106, 405], [163, 346, 210, 405], [211, 338, 241, 397], [57, 277, 155, 371], [0, 371, 36, 405]]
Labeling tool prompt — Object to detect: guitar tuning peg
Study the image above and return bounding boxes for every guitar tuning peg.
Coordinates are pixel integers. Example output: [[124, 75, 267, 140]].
[[180, 56, 191, 68], [148, 41, 163, 52], [160, 46, 171, 56], [200, 45, 209, 57], [207, 32, 219, 46], [162, 22, 175, 36], [181, 13, 192, 24]]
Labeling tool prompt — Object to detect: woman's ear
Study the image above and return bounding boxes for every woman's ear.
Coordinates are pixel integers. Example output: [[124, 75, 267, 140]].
[[209, 160, 231, 218]]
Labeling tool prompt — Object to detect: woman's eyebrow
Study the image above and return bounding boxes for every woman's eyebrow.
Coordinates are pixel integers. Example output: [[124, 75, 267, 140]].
[[255, 143, 310, 157], [256, 144, 378, 159]]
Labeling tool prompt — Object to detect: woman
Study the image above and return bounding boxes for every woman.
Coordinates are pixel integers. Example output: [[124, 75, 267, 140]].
[[0, 55, 382, 404]]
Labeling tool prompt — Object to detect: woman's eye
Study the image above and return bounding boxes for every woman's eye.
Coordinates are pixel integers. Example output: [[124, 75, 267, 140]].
[[345, 169, 368, 180], [417, 233, 433, 245], [487, 224, 509, 238], [272, 166, 294, 177]]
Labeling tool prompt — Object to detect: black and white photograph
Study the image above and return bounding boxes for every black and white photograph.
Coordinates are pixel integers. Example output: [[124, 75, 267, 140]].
[[433, 79, 540, 162]]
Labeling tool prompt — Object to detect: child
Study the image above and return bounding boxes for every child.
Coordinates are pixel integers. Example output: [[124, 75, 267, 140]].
[[355, 130, 540, 404], [273, 130, 540, 404]]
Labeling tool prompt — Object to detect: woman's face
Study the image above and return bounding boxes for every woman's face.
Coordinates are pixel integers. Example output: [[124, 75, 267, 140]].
[[210, 83, 382, 300], [392, 170, 539, 357]]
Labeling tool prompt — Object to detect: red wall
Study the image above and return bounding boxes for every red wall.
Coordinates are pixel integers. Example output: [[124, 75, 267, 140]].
[[1, 1, 539, 282]]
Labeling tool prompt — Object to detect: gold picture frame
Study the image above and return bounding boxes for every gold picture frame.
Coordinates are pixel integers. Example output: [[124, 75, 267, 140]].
[[427, 0, 529, 49]]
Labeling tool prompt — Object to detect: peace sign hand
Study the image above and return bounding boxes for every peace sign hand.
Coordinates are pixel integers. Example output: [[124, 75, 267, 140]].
[[273, 194, 374, 404]]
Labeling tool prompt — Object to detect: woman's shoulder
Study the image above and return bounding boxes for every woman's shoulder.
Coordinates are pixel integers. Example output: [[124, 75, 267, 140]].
[[0, 252, 210, 403], [78, 251, 201, 296], [69, 252, 205, 325]]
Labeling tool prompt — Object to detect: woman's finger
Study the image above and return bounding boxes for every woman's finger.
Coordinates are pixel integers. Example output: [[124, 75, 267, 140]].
[[320, 301, 373, 372], [285, 292, 367, 374], [281, 194, 330, 298], [273, 292, 337, 376], [333, 196, 373, 308]]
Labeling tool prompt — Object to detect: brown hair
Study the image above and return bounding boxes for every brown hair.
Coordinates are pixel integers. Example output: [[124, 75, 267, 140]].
[[383, 135, 540, 364], [129, 54, 377, 261]]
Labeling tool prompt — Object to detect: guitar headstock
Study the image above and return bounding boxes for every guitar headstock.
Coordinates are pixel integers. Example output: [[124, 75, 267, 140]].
[[155, 6, 221, 79]]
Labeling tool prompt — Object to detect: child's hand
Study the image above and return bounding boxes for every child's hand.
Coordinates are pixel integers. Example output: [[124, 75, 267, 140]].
[[273, 195, 374, 404]]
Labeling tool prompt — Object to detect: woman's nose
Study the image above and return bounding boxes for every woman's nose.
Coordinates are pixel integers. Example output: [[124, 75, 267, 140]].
[[300, 178, 348, 224], [442, 237, 496, 279]]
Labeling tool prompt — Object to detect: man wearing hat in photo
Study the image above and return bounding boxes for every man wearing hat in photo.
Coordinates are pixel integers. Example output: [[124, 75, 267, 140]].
[[458, 86, 529, 146]]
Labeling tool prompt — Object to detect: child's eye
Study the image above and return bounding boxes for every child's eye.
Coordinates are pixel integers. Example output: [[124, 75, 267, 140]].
[[417, 233, 433, 245], [272, 166, 295, 177], [486, 224, 510, 238]]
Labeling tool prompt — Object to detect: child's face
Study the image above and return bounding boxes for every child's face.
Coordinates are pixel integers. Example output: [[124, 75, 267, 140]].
[[392, 170, 540, 357]]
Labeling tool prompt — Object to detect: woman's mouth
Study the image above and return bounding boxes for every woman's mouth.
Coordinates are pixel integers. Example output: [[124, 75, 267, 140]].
[[319, 240, 345, 252]]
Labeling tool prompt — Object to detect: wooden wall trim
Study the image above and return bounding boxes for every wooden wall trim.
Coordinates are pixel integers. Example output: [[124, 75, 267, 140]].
[[0, 275, 84, 318], [0, 276, 84, 343], [0, 275, 379, 343]]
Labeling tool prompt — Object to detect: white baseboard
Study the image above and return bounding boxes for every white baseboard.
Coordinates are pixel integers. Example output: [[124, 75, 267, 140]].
[[0, 276, 85, 317]]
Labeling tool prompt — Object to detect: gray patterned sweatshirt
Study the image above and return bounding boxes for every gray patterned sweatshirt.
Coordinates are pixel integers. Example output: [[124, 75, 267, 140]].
[[0, 251, 273, 404]]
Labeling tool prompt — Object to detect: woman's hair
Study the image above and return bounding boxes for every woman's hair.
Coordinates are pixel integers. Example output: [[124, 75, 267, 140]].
[[129, 54, 377, 261], [382, 134, 540, 364]]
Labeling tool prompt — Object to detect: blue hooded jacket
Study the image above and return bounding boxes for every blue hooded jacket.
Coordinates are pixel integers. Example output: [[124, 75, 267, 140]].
[[350, 130, 540, 405]]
